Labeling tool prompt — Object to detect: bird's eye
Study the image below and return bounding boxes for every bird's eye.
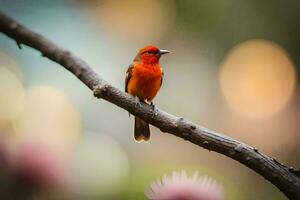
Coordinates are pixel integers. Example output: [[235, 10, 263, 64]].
[[147, 50, 157, 55]]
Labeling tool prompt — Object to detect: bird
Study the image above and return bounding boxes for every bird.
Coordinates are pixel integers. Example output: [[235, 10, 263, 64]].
[[125, 45, 170, 142]]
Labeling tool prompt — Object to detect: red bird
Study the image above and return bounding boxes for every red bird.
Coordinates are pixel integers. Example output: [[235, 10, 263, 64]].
[[125, 45, 170, 141]]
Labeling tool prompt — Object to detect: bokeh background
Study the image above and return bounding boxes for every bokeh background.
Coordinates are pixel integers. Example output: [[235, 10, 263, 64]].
[[0, 0, 300, 199]]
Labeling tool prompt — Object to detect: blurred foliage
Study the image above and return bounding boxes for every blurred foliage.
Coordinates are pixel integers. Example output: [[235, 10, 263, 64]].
[[175, 0, 300, 69]]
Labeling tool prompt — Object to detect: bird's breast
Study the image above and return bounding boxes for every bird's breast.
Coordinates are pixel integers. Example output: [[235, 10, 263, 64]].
[[127, 65, 162, 101]]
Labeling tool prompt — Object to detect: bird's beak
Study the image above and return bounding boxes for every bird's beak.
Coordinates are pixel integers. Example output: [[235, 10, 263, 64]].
[[159, 49, 170, 55]]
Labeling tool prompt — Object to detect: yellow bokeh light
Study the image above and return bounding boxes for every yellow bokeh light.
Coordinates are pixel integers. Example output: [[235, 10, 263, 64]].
[[219, 39, 296, 118], [0, 52, 24, 81], [13, 86, 81, 151], [90, 0, 176, 42], [0, 53, 25, 122]]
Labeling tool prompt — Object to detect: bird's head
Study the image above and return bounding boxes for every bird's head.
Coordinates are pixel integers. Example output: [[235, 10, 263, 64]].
[[134, 45, 170, 64]]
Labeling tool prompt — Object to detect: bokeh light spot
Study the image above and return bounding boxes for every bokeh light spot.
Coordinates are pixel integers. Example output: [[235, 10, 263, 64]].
[[0, 68, 25, 121], [13, 86, 81, 152], [0, 52, 24, 81], [219, 39, 296, 118]]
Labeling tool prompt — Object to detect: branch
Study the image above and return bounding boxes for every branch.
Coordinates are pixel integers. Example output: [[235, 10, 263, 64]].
[[0, 12, 300, 199]]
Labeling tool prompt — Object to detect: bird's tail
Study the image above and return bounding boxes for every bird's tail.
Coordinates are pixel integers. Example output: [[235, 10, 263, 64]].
[[134, 117, 150, 142]]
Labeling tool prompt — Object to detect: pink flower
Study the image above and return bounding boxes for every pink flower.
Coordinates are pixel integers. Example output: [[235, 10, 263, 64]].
[[13, 142, 65, 192], [145, 171, 224, 200], [0, 140, 9, 168]]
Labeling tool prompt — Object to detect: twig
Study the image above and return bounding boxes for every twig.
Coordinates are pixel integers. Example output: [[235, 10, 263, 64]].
[[0, 11, 299, 199]]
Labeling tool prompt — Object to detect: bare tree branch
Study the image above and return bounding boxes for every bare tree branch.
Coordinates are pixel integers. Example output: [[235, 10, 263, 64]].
[[0, 12, 299, 199]]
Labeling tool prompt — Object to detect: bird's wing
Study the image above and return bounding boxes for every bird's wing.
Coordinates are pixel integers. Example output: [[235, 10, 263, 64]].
[[125, 63, 134, 92], [160, 68, 164, 87]]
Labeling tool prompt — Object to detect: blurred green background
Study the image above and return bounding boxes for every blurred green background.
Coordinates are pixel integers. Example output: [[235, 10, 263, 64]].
[[1, 0, 300, 199]]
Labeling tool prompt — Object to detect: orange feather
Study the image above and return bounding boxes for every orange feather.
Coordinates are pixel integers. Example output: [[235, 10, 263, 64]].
[[127, 62, 163, 101]]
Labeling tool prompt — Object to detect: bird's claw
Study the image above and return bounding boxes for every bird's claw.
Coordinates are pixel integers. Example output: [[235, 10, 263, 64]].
[[150, 101, 155, 109], [134, 96, 142, 107], [150, 102, 159, 116], [134, 98, 158, 116]]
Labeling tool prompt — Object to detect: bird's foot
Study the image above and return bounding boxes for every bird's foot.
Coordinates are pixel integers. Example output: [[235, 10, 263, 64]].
[[150, 101, 155, 109], [150, 101, 159, 116], [134, 96, 142, 107]]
